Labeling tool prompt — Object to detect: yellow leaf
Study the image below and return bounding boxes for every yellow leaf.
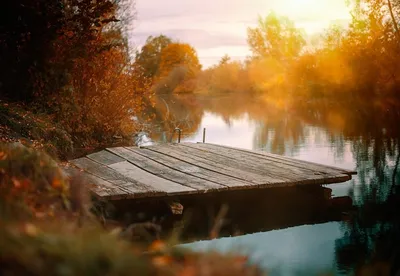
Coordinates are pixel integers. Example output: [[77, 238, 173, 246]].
[[149, 240, 166, 252], [12, 177, 21, 188], [24, 223, 39, 237], [109, 227, 122, 237], [52, 178, 62, 188], [35, 212, 46, 219], [152, 255, 172, 267], [0, 151, 7, 160]]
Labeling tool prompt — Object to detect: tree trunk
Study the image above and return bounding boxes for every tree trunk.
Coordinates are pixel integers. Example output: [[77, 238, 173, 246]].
[[391, 142, 400, 195], [387, 0, 400, 42]]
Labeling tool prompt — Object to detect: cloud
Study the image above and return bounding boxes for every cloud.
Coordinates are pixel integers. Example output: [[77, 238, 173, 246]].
[[133, 29, 247, 49]]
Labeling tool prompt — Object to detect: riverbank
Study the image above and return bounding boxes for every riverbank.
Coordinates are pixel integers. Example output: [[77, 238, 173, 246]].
[[0, 99, 137, 161], [0, 142, 264, 276]]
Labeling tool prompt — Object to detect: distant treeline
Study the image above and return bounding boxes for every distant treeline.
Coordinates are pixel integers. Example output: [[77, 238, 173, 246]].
[[2, 0, 400, 152], [196, 0, 400, 103], [133, 0, 400, 106]]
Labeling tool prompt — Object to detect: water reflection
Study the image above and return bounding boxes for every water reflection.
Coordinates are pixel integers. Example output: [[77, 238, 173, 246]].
[[138, 93, 400, 274], [184, 222, 343, 275]]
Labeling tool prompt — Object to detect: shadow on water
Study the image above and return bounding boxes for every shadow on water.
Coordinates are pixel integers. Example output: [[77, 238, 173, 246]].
[[131, 93, 400, 273], [110, 185, 353, 243]]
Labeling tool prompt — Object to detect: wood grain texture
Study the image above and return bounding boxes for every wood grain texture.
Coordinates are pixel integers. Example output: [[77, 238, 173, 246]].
[[108, 147, 225, 191], [69, 142, 356, 201], [87, 150, 125, 165], [193, 143, 357, 175], [128, 147, 252, 189], [109, 161, 195, 196]]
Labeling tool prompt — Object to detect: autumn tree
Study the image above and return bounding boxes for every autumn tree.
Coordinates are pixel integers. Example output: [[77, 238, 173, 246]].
[[0, 0, 120, 101], [134, 35, 173, 79], [336, 0, 400, 92], [208, 59, 248, 93], [1, 0, 151, 145], [155, 43, 202, 93], [247, 12, 306, 62], [159, 43, 201, 77], [219, 55, 231, 66], [0, 0, 64, 100]]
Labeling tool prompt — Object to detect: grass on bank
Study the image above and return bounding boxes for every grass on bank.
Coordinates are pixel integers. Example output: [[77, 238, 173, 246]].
[[0, 100, 73, 159], [0, 142, 264, 276], [0, 99, 139, 160]]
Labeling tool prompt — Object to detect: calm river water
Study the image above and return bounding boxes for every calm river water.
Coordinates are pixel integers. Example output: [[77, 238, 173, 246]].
[[140, 93, 400, 275]]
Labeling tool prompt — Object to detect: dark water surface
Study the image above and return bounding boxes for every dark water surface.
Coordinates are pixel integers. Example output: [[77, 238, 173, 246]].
[[138, 93, 400, 275]]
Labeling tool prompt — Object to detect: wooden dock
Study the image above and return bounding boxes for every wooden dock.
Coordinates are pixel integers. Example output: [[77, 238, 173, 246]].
[[70, 143, 357, 200]]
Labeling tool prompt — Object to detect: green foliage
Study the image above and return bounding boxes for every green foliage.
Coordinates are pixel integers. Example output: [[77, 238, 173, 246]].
[[247, 12, 306, 61], [196, 60, 249, 94], [198, 2, 400, 102], [298, 0, 400, 96], [134, 35, 173, 79], [219, 55, 231, 66]]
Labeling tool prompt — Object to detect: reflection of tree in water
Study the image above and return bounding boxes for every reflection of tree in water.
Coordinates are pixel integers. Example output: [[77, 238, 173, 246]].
[[286, 98, 400, 273], [334, 185, 400, 274], [245, 97, 400, 273], [253, 115, 306, 155], [198, 93, 307, 155], [140, 94, 204, 142], [142, 93, 400, 272], [334, 144, 400, 274], [301, 99, 400, 201], [317, 100, 400, 274]]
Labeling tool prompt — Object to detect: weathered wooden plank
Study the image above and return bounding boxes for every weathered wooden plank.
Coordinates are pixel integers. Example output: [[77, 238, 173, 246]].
[[123, 147, 255, 190], [183, 143, 355, 179], [69, 142, 356, 201], [63, 166, 110, 198], [63, 165, 128, 199], [84, 173, 128, 200], [180, 143, 316, 177], [108, 161, 196, 196], [71, 157, 126, 182], [71, 157, 164, 198], [197, 143, 356, 175], [174, 143, 337, 185], [87, 150, 125, 165], [161, 143, 320, 181], [323, 174, 351, 184], [147, 144, 289, 186], [107, 147, 225, 191]]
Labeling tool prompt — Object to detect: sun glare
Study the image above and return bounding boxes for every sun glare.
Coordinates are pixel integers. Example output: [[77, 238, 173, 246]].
[[282, 0, 321, 12], [270, 0, 352, 34]]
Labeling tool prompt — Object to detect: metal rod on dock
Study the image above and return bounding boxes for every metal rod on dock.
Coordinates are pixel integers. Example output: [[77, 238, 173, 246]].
[[175, 128, 181, 143], [203, 128, 206, 143]]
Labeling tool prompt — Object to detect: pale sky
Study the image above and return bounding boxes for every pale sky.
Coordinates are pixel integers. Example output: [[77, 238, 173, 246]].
[[132, 0, 352, 68]]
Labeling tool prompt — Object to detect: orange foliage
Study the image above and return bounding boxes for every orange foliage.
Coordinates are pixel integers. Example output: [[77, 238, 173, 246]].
[[45, 28, 151, 143], [155, 43, 202, 93], [159, 43, 201, 78], [0, 144, 69, 219]]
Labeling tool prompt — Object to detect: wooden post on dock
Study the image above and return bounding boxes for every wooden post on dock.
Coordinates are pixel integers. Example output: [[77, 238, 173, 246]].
[[203, 128, 206, 143], [175, 128, 181, 143]]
